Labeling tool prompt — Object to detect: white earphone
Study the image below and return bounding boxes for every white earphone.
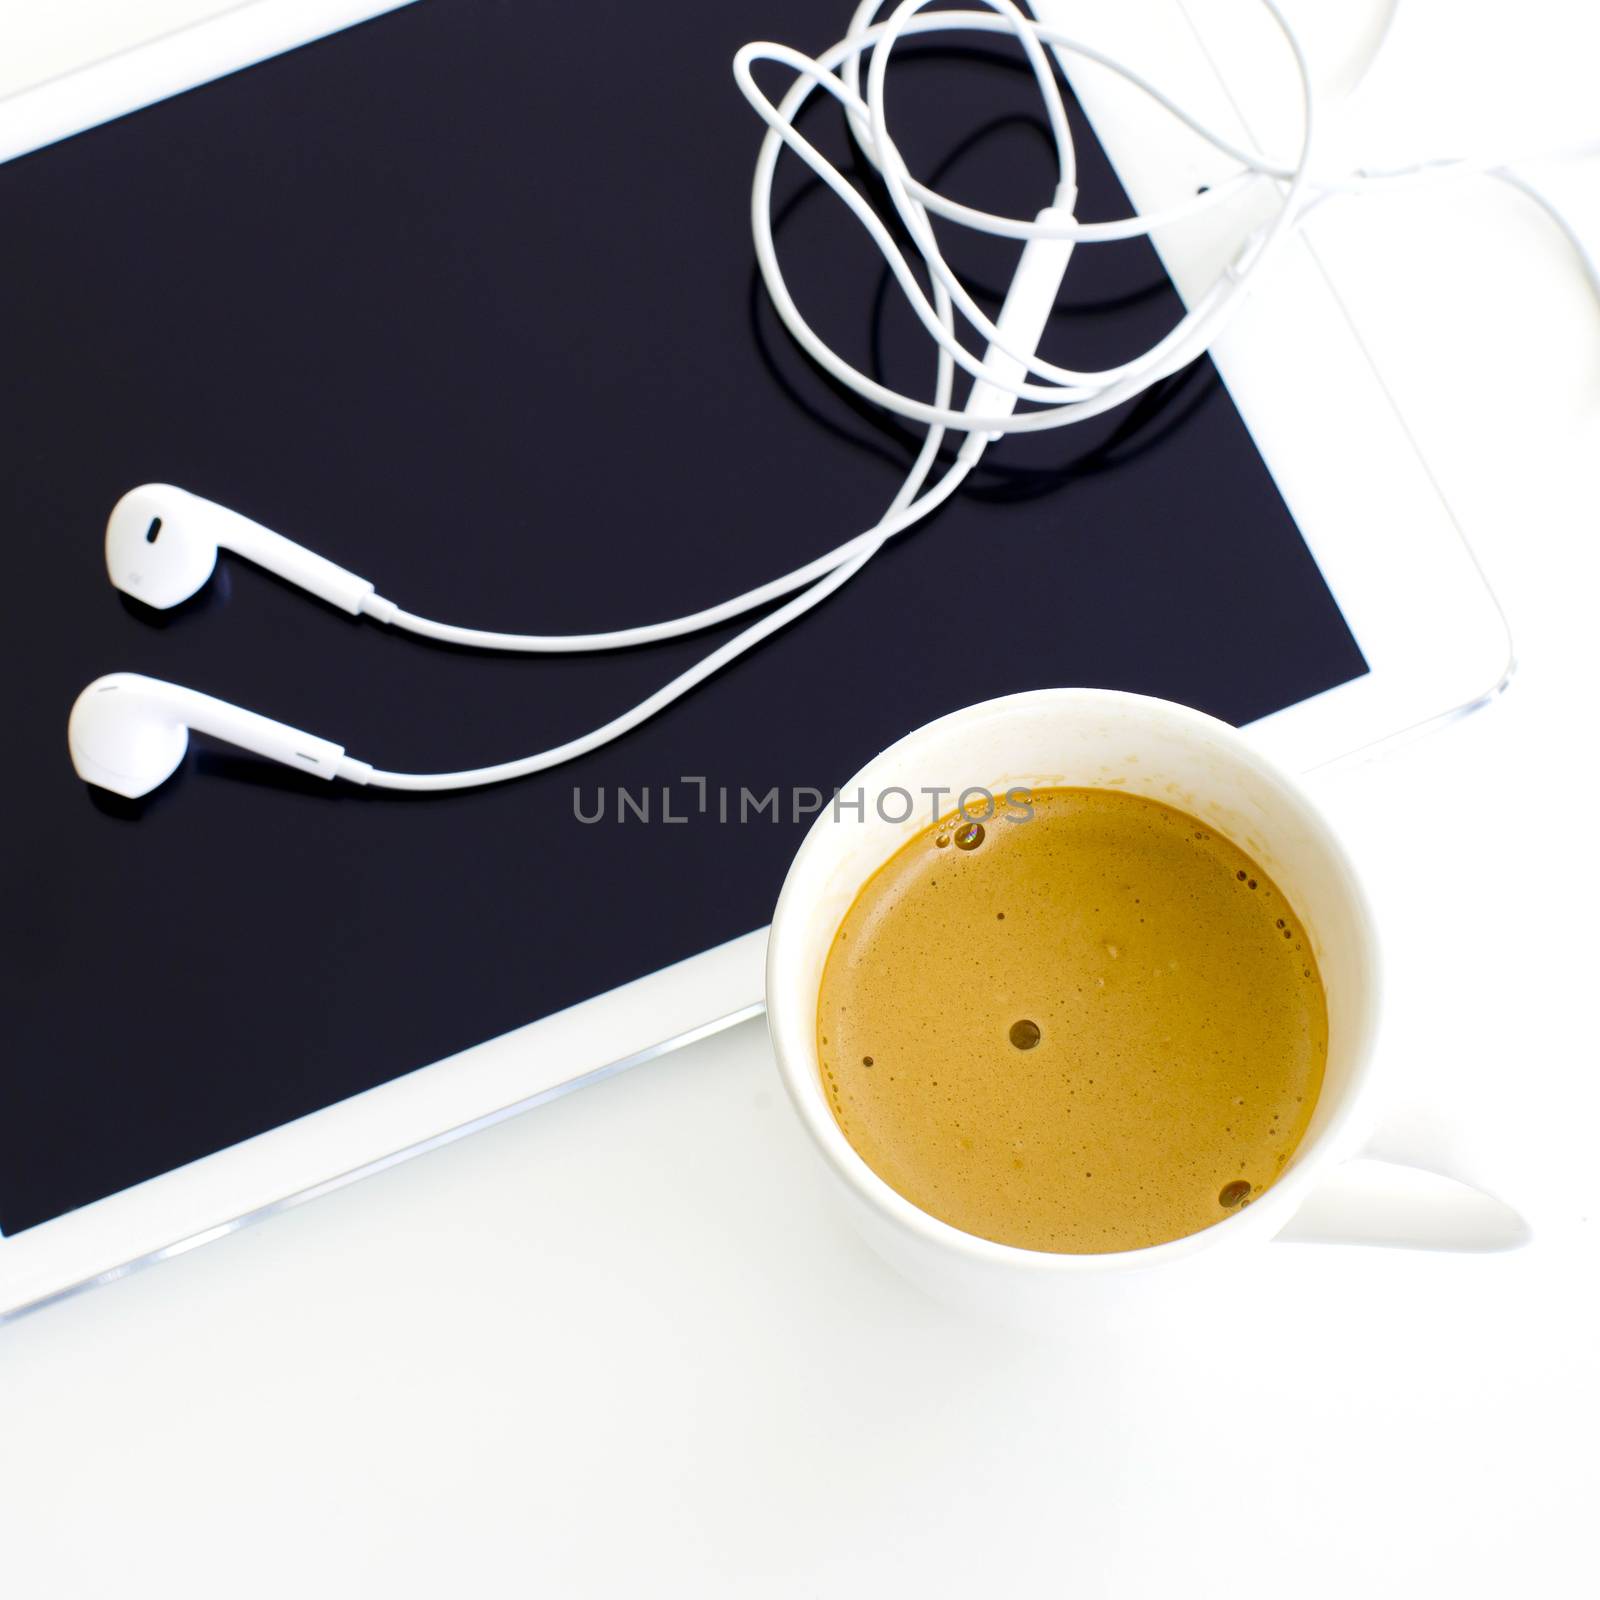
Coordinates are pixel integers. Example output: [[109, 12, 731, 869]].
[[69, 671, 364, 799], [68, 0, 1596, 800], [105, 484, 377, 616]]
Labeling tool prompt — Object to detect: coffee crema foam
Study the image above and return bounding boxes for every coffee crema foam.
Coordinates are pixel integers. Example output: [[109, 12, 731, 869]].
[[815, 787, 1327, 1253]]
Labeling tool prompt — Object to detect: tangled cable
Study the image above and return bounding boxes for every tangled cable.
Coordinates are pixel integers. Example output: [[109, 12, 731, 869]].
[[734, 0, 1315, 445], [361, 0, 1321, 788], [300, 0, 1600, 788]]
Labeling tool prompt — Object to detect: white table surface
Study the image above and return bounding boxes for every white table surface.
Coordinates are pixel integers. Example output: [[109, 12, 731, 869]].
[[2, 3, 1595, 1595]]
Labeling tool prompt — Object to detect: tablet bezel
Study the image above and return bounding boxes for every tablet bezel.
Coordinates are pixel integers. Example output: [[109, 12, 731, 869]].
[[0, 0, 1510, 1319]]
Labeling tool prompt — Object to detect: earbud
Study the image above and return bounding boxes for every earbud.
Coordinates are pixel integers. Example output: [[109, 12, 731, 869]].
[[106, 485, 376, 615], [68, 672, 371, 798]]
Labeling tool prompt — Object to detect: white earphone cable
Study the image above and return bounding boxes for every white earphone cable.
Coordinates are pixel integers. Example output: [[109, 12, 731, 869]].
[[355, 457, 973, 790], [356, 261, 967, 788], [307, 0, 1595, 789], [361, 0, 1315, 661]]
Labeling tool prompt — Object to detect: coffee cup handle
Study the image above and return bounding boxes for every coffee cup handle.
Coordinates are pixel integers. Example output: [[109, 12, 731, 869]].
[[1273, 1113, 1531, 1252]]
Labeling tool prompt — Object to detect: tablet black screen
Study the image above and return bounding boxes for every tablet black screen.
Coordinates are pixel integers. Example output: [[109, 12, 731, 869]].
[[0, 0, 1365, 1233]]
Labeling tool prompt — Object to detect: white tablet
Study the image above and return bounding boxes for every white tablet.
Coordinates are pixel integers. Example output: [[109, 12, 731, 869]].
[[0, 0, 1509, 1319]]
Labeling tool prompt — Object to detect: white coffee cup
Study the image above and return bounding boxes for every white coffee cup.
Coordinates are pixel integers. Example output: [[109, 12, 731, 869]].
[[766, 689, 1527, 1323]]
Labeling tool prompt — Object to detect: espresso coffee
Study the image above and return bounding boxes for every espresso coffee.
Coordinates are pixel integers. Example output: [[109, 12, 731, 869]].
[[815, 788, 1327, 1252]]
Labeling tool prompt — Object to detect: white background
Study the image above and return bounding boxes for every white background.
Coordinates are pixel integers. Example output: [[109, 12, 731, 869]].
[[1, 1, 1596, 1595]]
